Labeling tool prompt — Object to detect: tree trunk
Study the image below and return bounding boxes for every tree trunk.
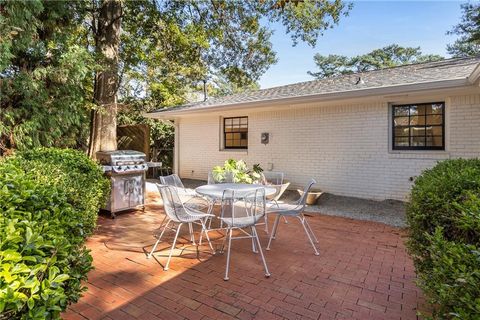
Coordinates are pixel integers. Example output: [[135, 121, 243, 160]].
[[88, 0, 122, 159]]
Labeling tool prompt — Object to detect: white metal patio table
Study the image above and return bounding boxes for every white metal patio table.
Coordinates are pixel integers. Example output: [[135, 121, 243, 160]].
[[195, 183, 277, 243], [195, 183, 276, 200]]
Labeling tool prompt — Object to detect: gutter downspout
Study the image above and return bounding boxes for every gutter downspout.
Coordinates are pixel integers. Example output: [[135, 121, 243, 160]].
[[173, 120, 180, 175]]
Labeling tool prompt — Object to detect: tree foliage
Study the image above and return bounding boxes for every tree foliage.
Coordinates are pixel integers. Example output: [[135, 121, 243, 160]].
[[447, 2, 480, 57], [308, 44, 444, 79], [0, 1, 93, 155], [115, 0, 351, 153], [1, 0, 351, 156]]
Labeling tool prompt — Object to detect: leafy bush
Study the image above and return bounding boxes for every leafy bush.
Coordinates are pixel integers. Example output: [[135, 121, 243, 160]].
[[8, 148, 110, 235], [0, 148, 109, 319], [212, 159, 263, 183], [406, 159, 480, 319]]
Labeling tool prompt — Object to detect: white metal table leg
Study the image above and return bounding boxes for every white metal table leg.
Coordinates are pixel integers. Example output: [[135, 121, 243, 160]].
[[224, 228, 233, 281]]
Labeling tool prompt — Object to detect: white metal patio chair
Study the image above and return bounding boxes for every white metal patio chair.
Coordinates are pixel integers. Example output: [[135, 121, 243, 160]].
[[261, 171, 290, 224], [160, 174, 196, 197], [266, 179, 320, 255], [219, 188, 270, 281], [148, 184, 214, 271], [160, 174, 209, 239]]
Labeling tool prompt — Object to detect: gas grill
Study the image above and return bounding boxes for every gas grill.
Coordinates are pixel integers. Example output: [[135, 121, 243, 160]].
[[97, 150, 148, 218]]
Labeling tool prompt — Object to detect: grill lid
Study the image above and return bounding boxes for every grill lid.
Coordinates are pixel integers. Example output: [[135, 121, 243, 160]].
[[96, 150, 146, 166]]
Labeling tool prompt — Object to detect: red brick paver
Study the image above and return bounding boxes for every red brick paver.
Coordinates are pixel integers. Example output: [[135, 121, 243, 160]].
[[63, 192, 426, 320]]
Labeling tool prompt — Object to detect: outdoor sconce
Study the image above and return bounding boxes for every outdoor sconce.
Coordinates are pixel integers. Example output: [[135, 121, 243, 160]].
[[261, 132, 269, 145]]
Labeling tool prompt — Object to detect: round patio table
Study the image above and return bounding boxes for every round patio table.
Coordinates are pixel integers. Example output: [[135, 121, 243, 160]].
[[195, 183, 276, 200], [196, 183, 277, 243]]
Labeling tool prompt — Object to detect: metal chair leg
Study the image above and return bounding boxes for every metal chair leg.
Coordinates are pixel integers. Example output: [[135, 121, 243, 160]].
[[199, 217, 208, 245], [303, 215, 319, 243], [200, 219, 215, 254], [252, 226, 270, 278], [224, 228, 233, 281], [251, 227, 258, 253], [148, 219, 171, 259], [298, 216, 320, 256], [264, 211, 269, 233], [207, 199, 215, 230], [157, 215, 167, 232], [266, 214, 281, 250], [164, 223, 183, 271], [199, 198, 215, 246], [272, 200, 287, 224], [188, 223, 196, 245], [272, 214, 282, 240]]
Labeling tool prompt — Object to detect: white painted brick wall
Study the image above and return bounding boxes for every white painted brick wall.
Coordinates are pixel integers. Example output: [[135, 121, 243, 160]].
[[177, 94, 480, 201]]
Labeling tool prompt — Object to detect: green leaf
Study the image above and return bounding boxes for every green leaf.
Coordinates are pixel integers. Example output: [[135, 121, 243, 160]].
[[26, 226, 33, 243], [27, 297, 35, 310], [53, 274, 69, 283], [1, 249, 22, 262]]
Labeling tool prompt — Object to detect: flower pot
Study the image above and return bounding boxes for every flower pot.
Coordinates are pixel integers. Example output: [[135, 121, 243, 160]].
[[297, 189, 323, 205]]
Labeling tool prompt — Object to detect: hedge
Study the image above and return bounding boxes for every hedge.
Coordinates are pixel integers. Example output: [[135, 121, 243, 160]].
[[0, 148, 109, 319], [406, 158, 480, 319]]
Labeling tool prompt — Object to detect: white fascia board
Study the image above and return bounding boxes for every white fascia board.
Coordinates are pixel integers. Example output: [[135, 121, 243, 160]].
[[468, 63, 480, 84], [145, 78, 471, 119]]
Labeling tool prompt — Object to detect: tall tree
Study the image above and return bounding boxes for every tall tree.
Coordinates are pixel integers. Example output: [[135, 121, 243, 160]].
[[447, 2, 480, 57], [308, 44, 444, 79], [88, 0, 122, 157]]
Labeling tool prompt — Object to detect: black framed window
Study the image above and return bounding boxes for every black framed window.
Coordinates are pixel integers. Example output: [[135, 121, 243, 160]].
[[392, 102, 445, 150], [224, 117, 248, 149]]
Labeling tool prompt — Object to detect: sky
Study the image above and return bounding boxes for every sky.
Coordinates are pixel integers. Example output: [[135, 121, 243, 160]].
[[258, 0, 466, 89]]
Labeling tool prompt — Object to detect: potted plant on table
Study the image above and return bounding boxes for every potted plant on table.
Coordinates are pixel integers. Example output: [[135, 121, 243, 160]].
[[212, 159, 263, 183]]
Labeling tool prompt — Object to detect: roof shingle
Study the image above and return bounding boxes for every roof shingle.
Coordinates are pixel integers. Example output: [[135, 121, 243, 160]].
[[149, 57, 480, 115]]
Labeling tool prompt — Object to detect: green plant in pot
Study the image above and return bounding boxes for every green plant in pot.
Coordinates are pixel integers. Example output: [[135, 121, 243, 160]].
[[212, 159, 263, 183]]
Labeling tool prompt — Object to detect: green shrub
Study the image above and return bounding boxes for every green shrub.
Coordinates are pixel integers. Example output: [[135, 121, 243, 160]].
[[212, 159, 263, 183], [0, 148, 109, 319], [406, 158, 480, 319], [8, 147, 110, 235]]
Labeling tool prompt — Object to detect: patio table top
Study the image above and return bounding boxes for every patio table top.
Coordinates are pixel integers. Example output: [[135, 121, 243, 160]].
[[195, 183, 276, 199]]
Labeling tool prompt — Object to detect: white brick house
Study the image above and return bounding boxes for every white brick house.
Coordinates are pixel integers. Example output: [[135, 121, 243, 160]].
[[146, 57, 480, 201]]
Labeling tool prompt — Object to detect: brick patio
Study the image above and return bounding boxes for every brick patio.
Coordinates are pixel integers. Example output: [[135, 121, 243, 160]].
[[63, 191, 426, 320]]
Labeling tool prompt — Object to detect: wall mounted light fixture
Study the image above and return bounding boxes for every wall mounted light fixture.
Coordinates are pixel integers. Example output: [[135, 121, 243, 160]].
[[261, 132, 269, 145]]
